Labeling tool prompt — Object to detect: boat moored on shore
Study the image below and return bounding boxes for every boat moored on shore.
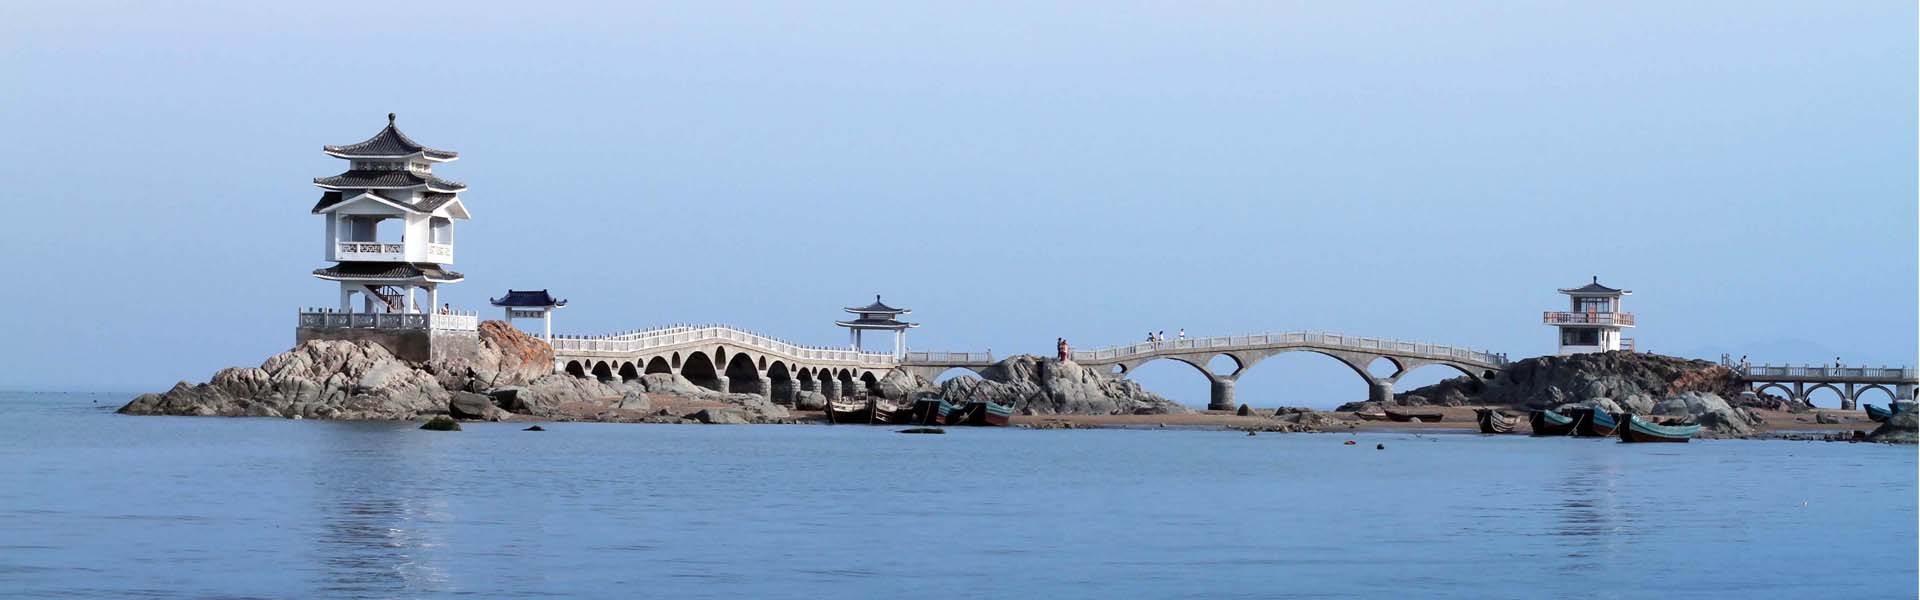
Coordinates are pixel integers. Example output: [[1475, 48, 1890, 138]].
[[1530, 409, 1578, 436], [1385, 410, 1444, 423], [1618, 413, 1702, 443], [1573, 408, 1619, 437], [1475, 409, 1520, 434]]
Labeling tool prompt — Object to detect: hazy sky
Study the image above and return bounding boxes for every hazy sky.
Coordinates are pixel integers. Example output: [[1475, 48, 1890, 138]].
[[2, 2, 1914, 407]]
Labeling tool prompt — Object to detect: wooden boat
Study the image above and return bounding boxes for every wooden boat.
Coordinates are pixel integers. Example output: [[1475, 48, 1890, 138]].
[[1384, 410, 1443, 423], [1530, 409, 1578, 436], [1618, 413, 1701, 443], [1475, 409, 1520, 434], [983, 401, 1014, 426], [870, 398, 912, 425], [1354, 410, 1390, 421], [825, 397, 871, 424], [1573, 408, 1619, 437], [907, 397, 956, 426], [949, 399, 1016, 427], [1865, 404, 1892, 422]]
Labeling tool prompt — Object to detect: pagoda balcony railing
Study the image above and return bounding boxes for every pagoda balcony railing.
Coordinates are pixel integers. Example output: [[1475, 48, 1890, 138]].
[[1069, 331, 1507, 367], [427, 243, 453, 263], [336, 241, 405, 262], [1543, 311, 1635, 326], [551, 325, 898, 367], [298, 308, 477, 332]]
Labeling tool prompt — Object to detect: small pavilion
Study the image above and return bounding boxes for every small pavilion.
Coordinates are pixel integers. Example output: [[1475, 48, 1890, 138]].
[[836, 295, 917, 357], [491, 290, 567, 342]]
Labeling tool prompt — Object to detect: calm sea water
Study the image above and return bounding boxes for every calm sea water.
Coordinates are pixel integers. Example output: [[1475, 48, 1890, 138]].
[[1, 392, 1914, 599]]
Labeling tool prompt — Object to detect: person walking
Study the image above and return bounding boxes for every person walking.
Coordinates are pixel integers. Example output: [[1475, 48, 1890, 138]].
[[1177, 328, 1186, 341]]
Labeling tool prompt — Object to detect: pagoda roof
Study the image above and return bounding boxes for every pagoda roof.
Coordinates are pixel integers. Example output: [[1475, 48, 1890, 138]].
[[324, 114, 458, 161], [313, 262, 463, 283], [313, 170, 467, 193], [491, 289, 567, 308], [835, 317, 918, 330], [844, 295, 909, 315], [310, 191, 468, 218], [1559, 276, 1630, 296]]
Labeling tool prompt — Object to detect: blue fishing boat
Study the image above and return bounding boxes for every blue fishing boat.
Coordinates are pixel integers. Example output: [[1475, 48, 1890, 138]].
[[1574, 408, 1619, 437], [1618, 414, 1701, 443], [908, 397, 958, 425], [1530, 409, 1577, 436], [1865, 404, 1893, 422]]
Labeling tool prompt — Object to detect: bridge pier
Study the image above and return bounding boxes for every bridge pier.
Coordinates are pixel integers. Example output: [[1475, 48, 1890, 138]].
[[819, 378, 839, 400], [710, 374, 730, 395], [753, 376, 773, 401], [1208, 377, 1236, 412], [1369, 380, 1393, 404]]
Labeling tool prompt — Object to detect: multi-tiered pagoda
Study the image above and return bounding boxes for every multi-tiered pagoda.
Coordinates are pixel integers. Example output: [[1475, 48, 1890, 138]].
[[836, 295, 918, 357], [296, 114, 478, 362], [310, 113, 470, 313]]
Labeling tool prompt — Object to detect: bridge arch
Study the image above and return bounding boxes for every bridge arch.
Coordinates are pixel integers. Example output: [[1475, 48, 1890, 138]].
[[1207, 353, 1244, 378], [767, 361, 794, 404], [618, 362, 640, 382], [680, 351, 722, 391], [1855, 384, 1896, 406], [1753, 383, 1798, 402], [564, 360, 587, 378], [860, 372, 882, 397], [671, 352, 682, 369], [1803, 383, 1845, 408], [645, 356, 671, 375], [1391, 362, 1484, 394], [1366, 356, 1403, 379], [590, 361, 614, 382], [1208, 348, 1378, 409], [837, 369, 858, 397], [725, 352, 762, 395]]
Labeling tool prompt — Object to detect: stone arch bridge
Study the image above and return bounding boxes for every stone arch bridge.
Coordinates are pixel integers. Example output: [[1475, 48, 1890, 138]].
[[896, 331, 1508, 411], [1740, 364, 1917, 410], [552, 327, 1506, 410], [550, 325, 902, 405]]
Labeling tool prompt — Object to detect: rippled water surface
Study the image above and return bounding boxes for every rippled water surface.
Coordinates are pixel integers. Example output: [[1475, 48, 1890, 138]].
[[2, 392, 1914, 598]]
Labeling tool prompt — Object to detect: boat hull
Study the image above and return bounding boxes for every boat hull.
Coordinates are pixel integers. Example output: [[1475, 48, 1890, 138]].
[[1385, 410, 1444, 423], [1530, 410, 1578, 436], [825, 399, 872, 425], [949, 401, 1014, 426], [870, 401, 911, 425], [1476, 409, 1519, 434], [1355, 411, 1389, 421], [1618, 414, 1701, 443], [1865, 404, 1891, 423], [908, 398, 955, 426], [1573, 408, 1619, 437]]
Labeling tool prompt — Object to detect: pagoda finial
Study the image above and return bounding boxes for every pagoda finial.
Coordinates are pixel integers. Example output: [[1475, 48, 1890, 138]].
[[875, 294, 882, 302], [388, 112, 396, 125], [1592, 275, 1598, 283]]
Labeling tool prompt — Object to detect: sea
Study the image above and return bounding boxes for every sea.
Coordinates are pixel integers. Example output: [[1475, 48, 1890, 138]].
[[1, 391, 1914, 599]]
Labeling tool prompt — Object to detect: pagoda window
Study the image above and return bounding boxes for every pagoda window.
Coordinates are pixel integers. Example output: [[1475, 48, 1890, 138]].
[[1573, 297, 1612, 313], [430, 217, 453, 244], [1560, 328, 1600, 346], [341, 215, 402, 243]]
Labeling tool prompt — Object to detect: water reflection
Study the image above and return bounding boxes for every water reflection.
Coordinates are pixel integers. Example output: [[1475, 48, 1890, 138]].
[[310, 421, 451, 597], [1548, 445, 1633, 565]]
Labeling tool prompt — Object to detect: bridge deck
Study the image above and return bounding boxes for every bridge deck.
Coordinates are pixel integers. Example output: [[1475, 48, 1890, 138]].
[[1070, 331, 1506, 368]]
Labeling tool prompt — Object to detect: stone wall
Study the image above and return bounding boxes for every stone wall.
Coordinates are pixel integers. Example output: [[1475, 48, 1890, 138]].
[[296, 326, 479, 364]]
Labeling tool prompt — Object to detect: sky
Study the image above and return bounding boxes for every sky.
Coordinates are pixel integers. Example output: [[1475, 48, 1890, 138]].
[[1, 1, 1914, 408]]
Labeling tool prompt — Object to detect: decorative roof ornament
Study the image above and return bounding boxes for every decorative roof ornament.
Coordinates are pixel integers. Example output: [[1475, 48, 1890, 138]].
[[1558, 275, 1631, 296], [323, 113, 459, 161]]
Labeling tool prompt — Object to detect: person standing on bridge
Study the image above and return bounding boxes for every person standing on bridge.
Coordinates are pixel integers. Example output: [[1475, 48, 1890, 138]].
[[1178, 328, 1186, 341]]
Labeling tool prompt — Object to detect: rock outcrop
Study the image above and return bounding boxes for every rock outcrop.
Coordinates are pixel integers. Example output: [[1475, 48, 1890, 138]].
[[1866, 410, 1917, 444], [926, 355, 1190, 415], [1374, 351, 1770, 437]]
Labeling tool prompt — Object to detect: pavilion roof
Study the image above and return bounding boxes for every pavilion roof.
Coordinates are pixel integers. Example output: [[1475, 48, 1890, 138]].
[[491, 289, 568, 308], [313, 262, 463, 283], [844, 295, 908, 315], [1559, 276, 1630, 295], [324, 114, 458, 160], [313, 170, 466, 193], [310, 191, 466, 215]]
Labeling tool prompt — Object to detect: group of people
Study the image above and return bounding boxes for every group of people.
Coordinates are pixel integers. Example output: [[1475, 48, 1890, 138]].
[[1055, 337, 1071, 361], [1145, 329, 1186, 346]]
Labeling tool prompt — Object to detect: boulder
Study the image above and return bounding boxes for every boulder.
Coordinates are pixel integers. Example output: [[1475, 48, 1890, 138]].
[[637, 373, 707, 397], [427, 320, 556, 392], [933, 355, 1190, 416], [448, 392, 495, 420], [1389, 351, 1772, 437], [420, 416, 461, 431], [120, 339, 453, 420], [1814, 411, 1842, 425], [616, 390, 651, 411], [687, 408, 749, 425], [793, 391, 828, 411], [1866, 410, 1917, 444], [877, 370, 934, 401]]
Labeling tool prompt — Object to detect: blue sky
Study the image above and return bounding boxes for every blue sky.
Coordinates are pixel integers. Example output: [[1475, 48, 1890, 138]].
[[1, 2, 1913, 407]]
